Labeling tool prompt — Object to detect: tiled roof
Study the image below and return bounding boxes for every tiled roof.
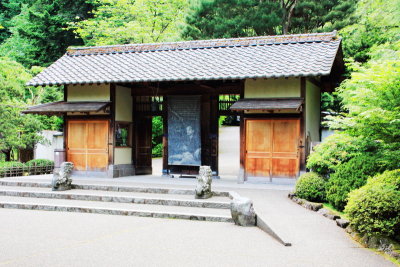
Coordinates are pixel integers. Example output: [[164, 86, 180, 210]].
[[27, 32, 341, 86], [22, 101, 110, 114], [230, 98, 303, 111]]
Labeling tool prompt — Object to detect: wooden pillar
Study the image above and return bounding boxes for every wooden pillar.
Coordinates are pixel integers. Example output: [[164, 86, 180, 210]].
[[300, 77, 306, 172], [162, 96, 169, 175], [210, 94, 219, 175]]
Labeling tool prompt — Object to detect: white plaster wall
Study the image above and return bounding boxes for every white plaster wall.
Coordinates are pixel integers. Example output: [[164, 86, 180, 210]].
[[115, 85, 133, 122], [244, 78, 301, 98], [34, 131, 64, 160], [67, 84, 110, 102], [114, 148, 132, 165]]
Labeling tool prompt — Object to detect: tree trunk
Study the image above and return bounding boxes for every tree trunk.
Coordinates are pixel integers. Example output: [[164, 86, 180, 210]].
[[3, 150, 11, 161]]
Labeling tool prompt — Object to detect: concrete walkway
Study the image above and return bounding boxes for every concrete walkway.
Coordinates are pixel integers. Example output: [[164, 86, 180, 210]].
[[0, 175, 395, 267]]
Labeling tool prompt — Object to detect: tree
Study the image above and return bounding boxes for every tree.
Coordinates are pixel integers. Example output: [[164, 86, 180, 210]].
[[73, 0, 188, 46], [183, 0, 282, 39], [327, 41, 400, 169], [0, 0, 94, 67], [183, 0, 357, 40], [289, 0, 356, 34], [0, 57, 44, 160], [339, 0, 400, 63]]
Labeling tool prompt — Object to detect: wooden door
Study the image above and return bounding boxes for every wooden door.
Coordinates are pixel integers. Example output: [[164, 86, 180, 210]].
[[245, 119, 300, 178], [67, 120, 109, 172]]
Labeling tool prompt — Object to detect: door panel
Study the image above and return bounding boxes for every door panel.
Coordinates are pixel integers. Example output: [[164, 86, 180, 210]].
[[245, 120, 272, 177], [67, 120, 109, 172], [245, 119, 299, 178]]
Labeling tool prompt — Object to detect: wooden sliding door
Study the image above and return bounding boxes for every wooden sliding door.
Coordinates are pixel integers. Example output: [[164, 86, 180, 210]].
[[245, 118, 300, 178], [67, 120, 109, 172]]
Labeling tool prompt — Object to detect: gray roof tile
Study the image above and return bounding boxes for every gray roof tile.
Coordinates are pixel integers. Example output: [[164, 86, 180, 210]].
[[27, 32, 341, 86]]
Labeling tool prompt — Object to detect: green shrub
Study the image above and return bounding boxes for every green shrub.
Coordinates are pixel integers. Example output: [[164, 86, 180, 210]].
[[294, 172, 327, 202], [369, 169, 400, 189], [326, 153, 384, 211], [345, 170, 400, 238], [152, 143, 163, 158], [306, 132, 364, 177], [0, 161, 26, 177], [26, 159, 54, 166]]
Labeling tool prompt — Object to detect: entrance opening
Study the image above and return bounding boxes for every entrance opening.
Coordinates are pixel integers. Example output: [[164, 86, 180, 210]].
[[218, 94, 240, 179], [151, 116, 163, 176]]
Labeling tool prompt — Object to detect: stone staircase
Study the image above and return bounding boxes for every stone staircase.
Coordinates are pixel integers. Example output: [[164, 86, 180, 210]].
[[0, 179, 233, 223]]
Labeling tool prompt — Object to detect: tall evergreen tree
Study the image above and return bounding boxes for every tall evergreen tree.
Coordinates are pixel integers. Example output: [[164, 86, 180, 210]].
[[183, 0, 357, 40], [0, 0, 94, 67], [183, 0, 282, 39]]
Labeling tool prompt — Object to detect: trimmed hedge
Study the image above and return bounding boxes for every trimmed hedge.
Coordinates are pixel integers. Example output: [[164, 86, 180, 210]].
[[345, 170, 400, 238], [26, 159, 54, 166], [0, 160, 54, 177], [326, 153, 385, 211], [295, 172, 327, 202]]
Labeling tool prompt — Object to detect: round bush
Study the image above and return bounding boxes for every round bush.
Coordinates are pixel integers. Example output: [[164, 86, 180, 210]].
[[295, 172, 327, 202], [345, 171, 400, 238], [326, 153, 384, 211]]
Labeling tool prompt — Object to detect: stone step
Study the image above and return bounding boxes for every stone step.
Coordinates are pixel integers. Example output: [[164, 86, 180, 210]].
[[0, 180, 230, 197], [0, 186, 231, 209], [0, 196, 233, 223]]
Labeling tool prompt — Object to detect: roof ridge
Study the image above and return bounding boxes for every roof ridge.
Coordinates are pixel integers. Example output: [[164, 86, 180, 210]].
[[67, 31, 339, 57]]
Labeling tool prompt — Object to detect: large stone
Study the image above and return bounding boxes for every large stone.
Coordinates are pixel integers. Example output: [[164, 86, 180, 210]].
[[52, 162, 74, 191], [335, 219, 350, 228], [230, 197, 256, 226], [195, 166, 212, 199]]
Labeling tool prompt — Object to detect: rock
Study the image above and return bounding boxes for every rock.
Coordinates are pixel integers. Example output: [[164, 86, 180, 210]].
[[195, 166, 212, 199], [304, 202, 323, 211], [287, 192, 296, 199], [52, 162, 74, 191], [230, 197, 256, 226], [336, 219, 350, 228]]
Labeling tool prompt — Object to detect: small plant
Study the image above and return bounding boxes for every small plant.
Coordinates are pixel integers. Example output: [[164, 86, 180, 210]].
[[294, 172, 327, 202], [345, 170, 400, 238]]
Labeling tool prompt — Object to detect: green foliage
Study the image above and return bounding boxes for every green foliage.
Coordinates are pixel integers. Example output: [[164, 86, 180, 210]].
[[345, 170, 400, 238], [152, 143, 163, 158], [152, 116, 163, 158], [0, 57, 59, 158], [0, 0, 93, 67], [0, 161, 25, 177], [339, 0, 400, 62], [183, 0, 356, 39], [290, 0, 356, 33], [294, 172, 327, 202], [73, 0, 188, 46], [326, 153, 386, 211], [25, 158, 53, 166], [328, 42, 400, 170], [306, 132, 367, 177], [183, 0, 282, 39]]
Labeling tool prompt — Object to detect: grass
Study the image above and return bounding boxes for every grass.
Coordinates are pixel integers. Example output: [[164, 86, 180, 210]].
[[322, 202, 349, 220]]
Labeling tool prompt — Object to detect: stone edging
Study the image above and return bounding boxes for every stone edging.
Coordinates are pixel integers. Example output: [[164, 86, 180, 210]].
[[288, 193, 400, 262]]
